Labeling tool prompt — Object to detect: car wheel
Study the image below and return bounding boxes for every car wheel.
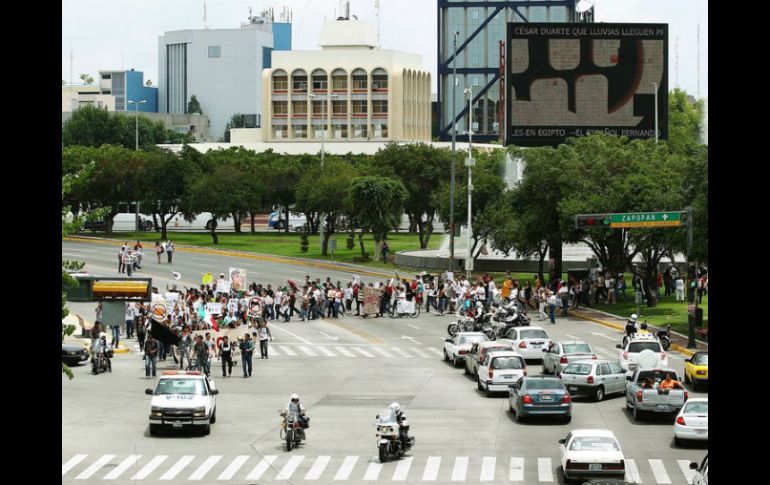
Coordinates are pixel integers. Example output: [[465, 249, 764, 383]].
[[477, 380, 483, 391], [563, 414, 572, 424], [149, 424, 161, 436], [515, 405, 523, 423], [684, 371, 691, 384], [594, 386, 605, 402], [463, 365, 469, 375], [452, 356, 458, 367], [633, 406, 643, 421], [203, 424, 211, 436], [443, 349, 449, 361], [674, 436, 683, 447], [542, 361, 550, 374], [485, 384, 491, 398], [210, 408, 216, 424]]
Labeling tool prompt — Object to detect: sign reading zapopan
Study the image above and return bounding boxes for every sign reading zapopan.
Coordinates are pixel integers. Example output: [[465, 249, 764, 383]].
[[610, 212, 682, 229]]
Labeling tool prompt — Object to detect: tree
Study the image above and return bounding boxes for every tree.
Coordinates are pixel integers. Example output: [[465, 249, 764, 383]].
[[138, 148, 197, 240], [346, 177, 407, 260], [223, 113, 246, 142], [681, 144, 708, 263], [188, 164, 251, 244], [187, 95, 202, 115], [80, 73, 94, 85], [262, 153, 305, 233], [668, 88, 705, 153]]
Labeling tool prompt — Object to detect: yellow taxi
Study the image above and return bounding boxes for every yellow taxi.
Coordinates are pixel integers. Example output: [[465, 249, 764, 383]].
[[684, 351, 708, 389]]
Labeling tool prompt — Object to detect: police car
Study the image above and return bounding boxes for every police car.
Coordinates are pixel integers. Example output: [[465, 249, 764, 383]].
[[145, 371, 218, 435]]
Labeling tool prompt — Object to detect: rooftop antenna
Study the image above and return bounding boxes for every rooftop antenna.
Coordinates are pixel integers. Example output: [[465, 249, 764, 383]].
[[203, 0, 208, 29]]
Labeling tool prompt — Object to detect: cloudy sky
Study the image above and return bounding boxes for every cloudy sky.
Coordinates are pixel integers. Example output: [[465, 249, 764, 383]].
[[62, 0, 708, 98]]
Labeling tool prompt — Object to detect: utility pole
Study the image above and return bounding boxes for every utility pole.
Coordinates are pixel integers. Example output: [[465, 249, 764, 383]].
[[449, 31, 459, 274], [310, 93, 337, 251], [464, 86, 475, 278], [686, 206, 697, 349]]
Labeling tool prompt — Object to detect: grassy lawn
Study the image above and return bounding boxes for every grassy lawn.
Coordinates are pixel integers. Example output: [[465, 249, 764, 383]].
[[590, 293, 708, 334]]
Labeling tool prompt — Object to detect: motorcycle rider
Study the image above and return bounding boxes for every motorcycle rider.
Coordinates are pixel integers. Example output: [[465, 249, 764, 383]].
[[285, 394, 309, 428], [638, 322, 650, 335], [92, 331, 111, 370], [389, 402, 411, 450], [625, 314, 638, 338]]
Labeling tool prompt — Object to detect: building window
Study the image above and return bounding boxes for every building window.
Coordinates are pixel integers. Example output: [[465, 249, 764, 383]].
[[372, 68, 388, 91], [101, 74, 111, 80], [208, 46, 221, 58], [373, 124, 388, 138], [273, 101, 288, 117], [291, 100, 307, 117], [334, 125, 348, 139], [312, 100, 326, 117], [352, 124, 368, 138], [332, 100, 347, 117], [352, 69, 368, 92], [332, 69, 347, 92], [273, 126, 285, 139], [372, 100, 388, 116], [273, 71, 288, 92], [292, 70, 307, 93], [312, 69, 328, 92], [352, 100, 368, 117], [529, 7, 547, 22], [293, 125, 307, 139]]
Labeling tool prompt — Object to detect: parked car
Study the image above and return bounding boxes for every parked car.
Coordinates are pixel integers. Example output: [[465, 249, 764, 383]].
[[464, 341, 513, 378], [82, 219, 106, 232], [499, 326, 552, 361], [61, 342, 90, 366], [542, 340, 597, 376], [560, 360, 627, 402], [688, 454, 708, 485], [509, 375, 571, 423], [559, 429, 626, 481], [683, 351, 708, 390], [674, 398, 708, 446], [443, 332, 488, 367], [476, 351, 527, 397]]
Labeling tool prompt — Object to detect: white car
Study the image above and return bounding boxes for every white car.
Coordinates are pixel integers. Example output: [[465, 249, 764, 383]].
[[146, 371, 218, 436], [558, 429, 626, 481], [542, 340, 597, 376], [616, 334, 668, 371], [689, 454, 708, 485], [499, 326, 552, 360], [443, 332, 489, 367], [674, 398, 708, 446], [476, 351, 527, 397]]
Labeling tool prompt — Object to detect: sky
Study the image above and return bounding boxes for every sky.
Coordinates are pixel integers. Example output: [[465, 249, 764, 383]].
[[62, 0, 708, 98]]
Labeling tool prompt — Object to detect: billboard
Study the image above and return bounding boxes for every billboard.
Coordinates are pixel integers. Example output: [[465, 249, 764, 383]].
[[505, 23, 667, 147]]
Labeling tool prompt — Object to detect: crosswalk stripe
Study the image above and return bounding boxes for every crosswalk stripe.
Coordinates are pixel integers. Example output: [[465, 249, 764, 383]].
[[297, 346, 318, 357], [392, 456, 413, 481], [390, 347, 414, 358], [451, 456, 469, 481], [537, 457, 553, 482], [62, 454, 88, 476], [304, 455, 331, 480], [316, 346, 336, 357], [159, 455, 195, 481], [188, 455, 222, 480], [677, 459, 696, 484], [334, 456, 359, 480], [75, 454, 115, 479], [276, 455, 305, 480], [334, 346, 357, 357], [480, 456, 496, 481], [626, 458, 643, 483], [363, 460, 383, 480], [245, 455, 277, 480], [217, 456, 250, 480], [351, 347, 375, 358], [649, 459, 672, 484], [276, 345, 298, 356], [104, 455, 141, 480], [130, 455, 168, 480], [509, 457, 524, 481], [270, 346, 281, 356], [426, 347, 444, 357], [423, 456, 442, 481], [410, 347, 431, 358], [372, 347, 395, 358]]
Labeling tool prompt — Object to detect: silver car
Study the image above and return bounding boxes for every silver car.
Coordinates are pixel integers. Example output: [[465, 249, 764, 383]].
[[542, 340, 596, 376], [560, 360, 627, 401], [464, 341, 513, 378]]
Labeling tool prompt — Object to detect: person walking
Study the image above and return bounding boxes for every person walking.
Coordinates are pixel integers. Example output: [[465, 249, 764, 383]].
[[192, 335, 210, 377], [381, 241, 390, 263], [675, 275, 685, 302], [547, 291, 558, 324], [144, 334, 158, 378], [124, 302, 136, 340], [136, 314, 146, 350], [218, 336, 234, 377], [558, 282, 570, 317], [240, 334, 254, 377], [118, 245, 126, 274], [258, 322, 273, 359], [155, 241, 163, 263], [537, 288, 548, 321], [606, 274, 616, 305], [165, 240, 174, 264]]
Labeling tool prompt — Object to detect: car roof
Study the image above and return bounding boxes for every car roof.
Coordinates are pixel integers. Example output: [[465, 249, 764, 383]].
[[480, 341, 510, 348], [522, 375, 562, 381], [568, 359, 604, 365], [486, 350, 525, 358], [159, 371, 207, 379], [628, 334, 659, 342], [570, 429, 617, 438], [684, 397, 708, 403], [558, 340, 590, 345], [518, 326, 546, 331]]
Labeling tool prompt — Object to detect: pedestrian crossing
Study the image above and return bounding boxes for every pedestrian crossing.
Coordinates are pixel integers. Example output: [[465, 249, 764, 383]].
[[62, 453, 698, 483], [261, 344, 451, 360]]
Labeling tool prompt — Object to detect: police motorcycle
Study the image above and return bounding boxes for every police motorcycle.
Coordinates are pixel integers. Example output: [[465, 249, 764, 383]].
[[447, 299, 486, 336], [374, 404, 415, 463], [279, 410, 307, 451], [485, 300, 530, 340], [91, 332, 113, 374]]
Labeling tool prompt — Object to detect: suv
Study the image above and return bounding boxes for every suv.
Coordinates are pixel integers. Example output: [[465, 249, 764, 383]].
[[146, 371, 218, 435], [616, 334, 668, 372]]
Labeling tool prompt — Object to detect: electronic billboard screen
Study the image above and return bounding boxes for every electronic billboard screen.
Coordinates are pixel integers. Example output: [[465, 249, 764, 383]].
[[505, 23, 667, 147]]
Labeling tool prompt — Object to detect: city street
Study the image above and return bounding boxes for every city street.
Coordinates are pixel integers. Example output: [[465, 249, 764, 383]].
[[62, 240, 706, 484]]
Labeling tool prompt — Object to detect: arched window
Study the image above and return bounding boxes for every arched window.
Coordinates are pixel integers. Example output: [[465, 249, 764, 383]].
[[291, 69, 307, 93], [352, 68, 367, 92], [312, 69, 328, 93], [272, 70, 288, 93], [332, 69, 347, 92], [372, 68, 388, 92]]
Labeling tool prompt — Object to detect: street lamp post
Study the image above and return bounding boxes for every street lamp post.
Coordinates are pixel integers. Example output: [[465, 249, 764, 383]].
[[464, 87, 475, 278], [309, 93, 338, 250], [652, 82, 659, 143], [127, 99, 147, 151], [449, 31, 459, 274]]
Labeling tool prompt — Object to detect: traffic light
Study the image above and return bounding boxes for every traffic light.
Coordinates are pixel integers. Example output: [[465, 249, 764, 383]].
[[575, 214, 611, 229]]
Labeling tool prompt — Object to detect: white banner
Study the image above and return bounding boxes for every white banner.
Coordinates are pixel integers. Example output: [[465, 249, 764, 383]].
[[206, 303, 223, 315], [217, 280, 231, 294]]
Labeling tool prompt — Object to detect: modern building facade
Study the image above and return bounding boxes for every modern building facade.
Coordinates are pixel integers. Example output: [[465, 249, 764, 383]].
[[262, 18, 431, 142], [437, 0, 594, 142], [61, 84, 115, 112], [158, 10, 292, 140], [98, 69, 158, 112]]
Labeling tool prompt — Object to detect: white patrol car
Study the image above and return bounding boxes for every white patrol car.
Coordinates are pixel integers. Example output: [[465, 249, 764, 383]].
[[615, 333, 668, 372], [146, 371, 218, 435]]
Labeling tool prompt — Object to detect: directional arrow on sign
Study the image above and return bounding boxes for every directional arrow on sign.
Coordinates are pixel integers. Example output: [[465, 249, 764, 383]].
[[319, 331, 339, 341], [401, 335, 421, 345], [663, 214, 669, 220]]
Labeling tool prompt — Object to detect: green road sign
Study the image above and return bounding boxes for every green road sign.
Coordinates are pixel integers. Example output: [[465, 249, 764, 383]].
[[610, 211, 682, 228]]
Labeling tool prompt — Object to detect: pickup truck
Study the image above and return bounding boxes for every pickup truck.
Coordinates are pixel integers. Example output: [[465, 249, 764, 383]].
[[625, 368, 688, 421]]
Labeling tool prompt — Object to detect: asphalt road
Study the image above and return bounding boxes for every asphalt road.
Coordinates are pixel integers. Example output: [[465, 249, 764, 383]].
[[62, 240, 707, 484]]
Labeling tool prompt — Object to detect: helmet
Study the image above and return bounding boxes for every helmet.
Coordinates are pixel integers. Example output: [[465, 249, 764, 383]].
[[389, 402, 400, 413], [99, 332, 106, 338], [630, 314, 638, 321], [640, 322, 648, 329], [290, 394, 299, 401]]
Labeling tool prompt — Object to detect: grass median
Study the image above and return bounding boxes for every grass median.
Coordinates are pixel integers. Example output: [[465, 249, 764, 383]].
[[585, 293, 708, 334]]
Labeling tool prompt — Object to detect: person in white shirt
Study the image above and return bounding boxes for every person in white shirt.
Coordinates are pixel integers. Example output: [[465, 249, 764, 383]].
[[264, 294, 274, 320], [605, 275, 615, 304], [344, 283, 354, 313], [124, 303, 136, 341], [675, 276, 685, 301]]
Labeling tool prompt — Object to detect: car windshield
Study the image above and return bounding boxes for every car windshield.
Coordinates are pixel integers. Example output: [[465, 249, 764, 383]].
[[377, 409, 397, 425], [155, 379, 207, 396], [628, 342, 662, 353], [569, 436, 620, 452], [491, 356, 524, 370], [524, 379, 563, 390], [693, 353, 708, 365], [563, 343, 592, 354], [459, 335, 488, 345], [683, 401, 708, 415], [484, 345, 510, 353], [519, 329, 548, 340], [563, 363, 593, 375]]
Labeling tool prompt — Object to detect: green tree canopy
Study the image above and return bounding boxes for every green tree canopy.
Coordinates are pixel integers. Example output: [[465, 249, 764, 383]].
[[187, 95, 202, 115], [346, 176, 408, 260]]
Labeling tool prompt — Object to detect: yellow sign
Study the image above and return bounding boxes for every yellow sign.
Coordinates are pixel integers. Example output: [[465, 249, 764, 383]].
[[202, 272, 213, 285]]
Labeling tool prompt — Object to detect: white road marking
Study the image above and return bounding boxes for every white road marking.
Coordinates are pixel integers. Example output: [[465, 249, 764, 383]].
[[334, 346, 357, 357], [189, 455, 222, 480], [297, 345, 318, 357], [649, 459, 672, 484], [392, 456, 413, 481], [426, 347, 444, 357], [159, 455, 195, 481], [130, 455, 168, 480], [333, 456, 358, 480], [410, 347, 432, 358], [480, 456, 496, 481], [423, 457, 441, 481], [566, 334, 581, 339], [75, 454, 116, 479], [276, 345, 298, 356], [276, 455, 305, 480], [304, 455, 331, 480], [62, 455, 88, 476], [270, 346, 281, 356], [390, 346, 414, 358], [363, 460, 383, 480], [407, 324, 420, 330], [270, 324, 313, 344], [625, 458, 642, 483], [103, 455, 141, 480], [372, 347, 395, 358], [351, 347, 375, 358], [245, 455, 277, 480], [316, 346, 336, 357], [669, 355, 682, 361], [509, 457, 524, 481], [677, 459, 697, 484], [451, 456, 469, 481], [537, 457, 553, 482], [217, 456, 250, 480]]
